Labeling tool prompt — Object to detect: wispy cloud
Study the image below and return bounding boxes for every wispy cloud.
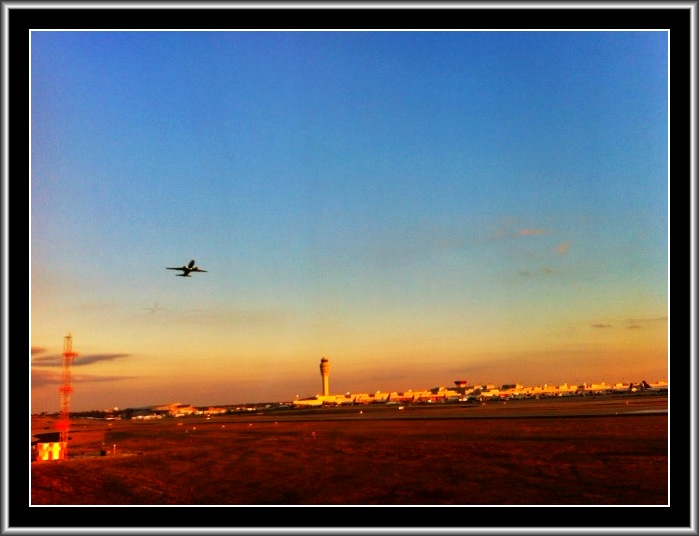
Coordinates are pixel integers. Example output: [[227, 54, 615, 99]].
[[556, 242, 571, 254], [591, 323, 613, 329], [625, 316, 668, 330], [31, 369, 60, 387], [32, 353, 131, 367], [491, 226, 548, 240], [31, 347, 46, 355], [518, 267, 554, 277], [143, 302, 162, 314], [517, 228, 546, 236], [627, 316, 668, 324], [74, 373, 138, 383], [31, 369, 137, 387]]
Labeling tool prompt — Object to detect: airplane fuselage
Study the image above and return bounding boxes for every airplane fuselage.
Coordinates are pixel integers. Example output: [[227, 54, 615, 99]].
[[167, 259, 207, 277]]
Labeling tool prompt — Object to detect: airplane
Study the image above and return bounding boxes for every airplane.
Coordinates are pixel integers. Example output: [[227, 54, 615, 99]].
[[166, 259, 207, 277]]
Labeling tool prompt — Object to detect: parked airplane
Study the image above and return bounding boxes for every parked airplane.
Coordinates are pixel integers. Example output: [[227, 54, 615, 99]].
[[166, 259, 207, 277], [628, 380, 667, 393]]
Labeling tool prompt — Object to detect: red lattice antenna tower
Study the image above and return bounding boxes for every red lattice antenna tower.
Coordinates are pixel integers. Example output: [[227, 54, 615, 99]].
[[56, 333, 78, 457]]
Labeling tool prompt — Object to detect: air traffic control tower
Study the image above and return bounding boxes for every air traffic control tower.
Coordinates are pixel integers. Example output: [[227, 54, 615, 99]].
[[320, 357, 330, 396]]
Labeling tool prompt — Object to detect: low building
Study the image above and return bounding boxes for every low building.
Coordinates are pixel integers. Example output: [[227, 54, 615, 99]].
[[32, 441, 66, 461]]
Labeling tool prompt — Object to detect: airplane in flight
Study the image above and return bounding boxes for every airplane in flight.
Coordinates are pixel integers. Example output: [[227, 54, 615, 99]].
[[166, 259, 208, 277]]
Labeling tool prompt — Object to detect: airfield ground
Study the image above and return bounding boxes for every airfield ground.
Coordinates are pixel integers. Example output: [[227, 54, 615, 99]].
[[30, 395, 668, 506]]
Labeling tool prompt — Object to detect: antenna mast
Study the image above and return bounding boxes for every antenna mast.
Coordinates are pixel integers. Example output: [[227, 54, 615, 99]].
[[57, 333, 78, 458]]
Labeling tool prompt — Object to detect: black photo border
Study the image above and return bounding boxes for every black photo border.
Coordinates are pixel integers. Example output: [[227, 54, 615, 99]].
[[5, 1, 694, 534]]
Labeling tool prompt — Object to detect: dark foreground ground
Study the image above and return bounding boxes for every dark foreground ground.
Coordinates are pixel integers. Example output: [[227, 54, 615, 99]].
[[31, 395, 668, 506]]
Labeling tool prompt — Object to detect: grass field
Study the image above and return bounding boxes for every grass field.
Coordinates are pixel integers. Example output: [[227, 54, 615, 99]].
[[31, 395, 668, 506]]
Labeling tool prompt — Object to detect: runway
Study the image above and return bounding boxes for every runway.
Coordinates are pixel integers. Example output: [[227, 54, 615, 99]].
[[219, 392, 669, 423]]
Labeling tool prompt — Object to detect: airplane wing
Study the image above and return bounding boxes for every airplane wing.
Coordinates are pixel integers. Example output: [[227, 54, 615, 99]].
[[166, 261, 204, 275]]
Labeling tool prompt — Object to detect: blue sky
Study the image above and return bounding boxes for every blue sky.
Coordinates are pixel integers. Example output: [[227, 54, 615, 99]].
[[30, 30, 668, 413]]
